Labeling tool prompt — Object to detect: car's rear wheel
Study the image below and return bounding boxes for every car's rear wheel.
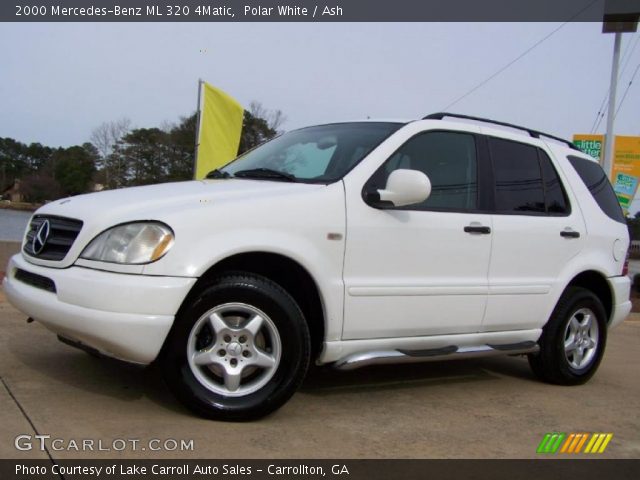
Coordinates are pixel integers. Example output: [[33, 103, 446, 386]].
[[162, 273, 310, 421], [528, 287, 607, 385]]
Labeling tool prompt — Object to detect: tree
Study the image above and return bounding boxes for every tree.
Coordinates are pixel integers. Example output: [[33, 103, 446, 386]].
[[158, 107, 282, 182], [248, 101, 286, 133], [0, 102, 284, 197], [53, 144, 97, 196], [165, 114, 197, 182], [24, 142, 54, 171], [90, 117, 132, 158], [0, 137, 28, 190], [109, 128, 170, 187], [238, 110, 278, 155], [90, 118, 131, 186], [20, 174, 61, 203], [0, 138, 54, 190]]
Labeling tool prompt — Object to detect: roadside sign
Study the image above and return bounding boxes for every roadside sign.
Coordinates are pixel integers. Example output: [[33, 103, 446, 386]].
[[573, 134, 604, 161], [611, 136, 640, 215], [574, 134, 640, 215]]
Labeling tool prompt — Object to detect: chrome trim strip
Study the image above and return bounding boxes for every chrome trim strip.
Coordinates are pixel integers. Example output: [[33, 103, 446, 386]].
[[333, 343, 539, 371]]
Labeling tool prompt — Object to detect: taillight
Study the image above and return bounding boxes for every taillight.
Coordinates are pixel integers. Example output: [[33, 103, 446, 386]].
[[623, 249, 630, 276]]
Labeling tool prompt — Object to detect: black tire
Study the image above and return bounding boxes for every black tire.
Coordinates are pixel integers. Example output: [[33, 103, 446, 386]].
[[161, 273, 310, 421], [528, 286, 607, 385]]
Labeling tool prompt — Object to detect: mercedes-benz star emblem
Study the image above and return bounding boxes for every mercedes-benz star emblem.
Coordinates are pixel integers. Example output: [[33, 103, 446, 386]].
[[32, 220, 51, 255]]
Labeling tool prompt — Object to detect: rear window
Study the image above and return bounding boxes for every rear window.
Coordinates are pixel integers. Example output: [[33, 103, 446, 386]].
[[567, 156, 625, 224]]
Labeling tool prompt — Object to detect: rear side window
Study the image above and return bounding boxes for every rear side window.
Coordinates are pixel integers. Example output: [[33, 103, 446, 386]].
[[567, 155, 625, 223], [489, 138, 570, 215], [490, 138, 545, 213]]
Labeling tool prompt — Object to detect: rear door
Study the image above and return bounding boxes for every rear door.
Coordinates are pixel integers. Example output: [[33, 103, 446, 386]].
[[482, 136, 586, 331]]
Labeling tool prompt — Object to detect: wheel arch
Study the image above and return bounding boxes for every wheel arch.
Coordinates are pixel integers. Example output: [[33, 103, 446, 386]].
[[564, 270, 613, 323], [175, 251, 326, 360]]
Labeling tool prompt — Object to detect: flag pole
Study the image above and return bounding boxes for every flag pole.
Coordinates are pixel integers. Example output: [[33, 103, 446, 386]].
[[193, 78, 203, 179]]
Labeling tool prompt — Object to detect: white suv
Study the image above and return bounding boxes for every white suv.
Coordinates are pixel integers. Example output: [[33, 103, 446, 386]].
[[4, 113, 631, 420]]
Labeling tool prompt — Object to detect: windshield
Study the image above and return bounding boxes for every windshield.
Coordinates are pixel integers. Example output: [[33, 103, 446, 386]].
[[221, 122, 403, 183]]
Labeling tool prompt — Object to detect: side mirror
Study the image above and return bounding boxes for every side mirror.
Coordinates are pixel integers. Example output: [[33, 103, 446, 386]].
[[368, 169, 431, 208]]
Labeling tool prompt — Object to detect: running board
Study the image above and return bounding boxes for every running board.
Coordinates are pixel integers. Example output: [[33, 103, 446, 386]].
[[333, 341, 539, 371]]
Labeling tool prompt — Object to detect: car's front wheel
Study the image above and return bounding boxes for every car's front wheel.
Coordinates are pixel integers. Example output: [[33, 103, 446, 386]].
[[162, 273, 310, 421]]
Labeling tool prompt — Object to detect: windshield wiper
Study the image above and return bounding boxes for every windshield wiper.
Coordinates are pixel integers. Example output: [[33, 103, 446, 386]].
[[233, 168, 297, 182], [205, 169, 232, 179]]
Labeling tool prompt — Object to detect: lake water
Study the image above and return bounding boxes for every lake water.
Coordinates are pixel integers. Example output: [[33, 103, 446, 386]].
[[0, 209, 32, 241]]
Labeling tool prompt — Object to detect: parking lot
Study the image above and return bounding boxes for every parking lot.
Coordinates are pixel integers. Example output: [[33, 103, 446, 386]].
[[1, 275, 639, 460]]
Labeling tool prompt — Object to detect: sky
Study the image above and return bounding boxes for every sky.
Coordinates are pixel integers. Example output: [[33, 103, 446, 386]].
[[1, 22, 639, 205], [1, 22, 638, 146]]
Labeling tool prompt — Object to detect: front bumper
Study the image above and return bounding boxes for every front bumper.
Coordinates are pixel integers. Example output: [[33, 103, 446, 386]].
[[609, 275, 632, 329], [3, 254, 196, 364]]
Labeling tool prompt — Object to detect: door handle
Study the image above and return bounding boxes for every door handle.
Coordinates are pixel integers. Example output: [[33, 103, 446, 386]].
[[560, 229, 580, 238], [464, 225, 491, 234]]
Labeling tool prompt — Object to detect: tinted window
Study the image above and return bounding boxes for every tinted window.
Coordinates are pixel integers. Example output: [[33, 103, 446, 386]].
[[539, 150, 569, 214], [491, 138, 545, 213], [369, 131, 477, 210], [568, 155, 625, 223]]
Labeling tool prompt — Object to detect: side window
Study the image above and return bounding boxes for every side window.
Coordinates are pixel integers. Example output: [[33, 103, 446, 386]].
[[369, 131, 478, 210], [490, 138, 545, 213], [567, 155, 625, 223], [539, 150, 570, 215]]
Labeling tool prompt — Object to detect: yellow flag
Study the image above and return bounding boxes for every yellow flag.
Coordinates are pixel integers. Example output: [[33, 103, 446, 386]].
[[195, 82, 244, 179]]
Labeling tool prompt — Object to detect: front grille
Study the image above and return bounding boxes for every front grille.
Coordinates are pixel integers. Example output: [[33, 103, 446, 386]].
[[23, 215, 83, 261], [14, 268, 57, 293]]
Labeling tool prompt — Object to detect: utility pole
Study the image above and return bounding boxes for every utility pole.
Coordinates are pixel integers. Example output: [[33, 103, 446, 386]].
[[193, 78, 203, 179], [603, 32, 621, 177], [601, 0, 640, 179]]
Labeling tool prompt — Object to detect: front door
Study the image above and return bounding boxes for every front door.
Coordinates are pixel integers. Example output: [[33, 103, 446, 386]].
[[342, 129, 493, 339]]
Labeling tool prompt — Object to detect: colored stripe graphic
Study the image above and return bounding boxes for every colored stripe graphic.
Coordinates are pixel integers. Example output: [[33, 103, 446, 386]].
[[597, 434, 613, 453], [584, 434, 598, 453], [537, 433, 566, 453], [537, 433, 553, 453], [565, 433, 587, 453], [574, 433, 589, 453], [585, 433, 614, 454], [560, 434, 575, 453], [543, 433, 614, 454], [550, 433, 565, 453]]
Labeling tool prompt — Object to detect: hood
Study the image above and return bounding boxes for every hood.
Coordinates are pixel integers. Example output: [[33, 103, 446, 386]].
[[37, 179, 322, 221], [26, 179, 324, 269]]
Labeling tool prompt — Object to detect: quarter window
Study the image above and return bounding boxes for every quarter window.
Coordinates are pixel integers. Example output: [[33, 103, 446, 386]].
[[567, 155, 625, 223]]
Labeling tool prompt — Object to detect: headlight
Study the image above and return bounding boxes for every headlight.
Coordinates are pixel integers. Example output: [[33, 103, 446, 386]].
[[80, 222, 174, 264]]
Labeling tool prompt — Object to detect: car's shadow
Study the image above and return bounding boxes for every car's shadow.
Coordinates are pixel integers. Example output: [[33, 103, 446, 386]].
[[301, 355, 536, 395], [8, 333, 537, 416], [7, 334, 189, 415]]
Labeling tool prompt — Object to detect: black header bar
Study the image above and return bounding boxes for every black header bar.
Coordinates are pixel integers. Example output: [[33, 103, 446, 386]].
[[3, 0, 640, 22]]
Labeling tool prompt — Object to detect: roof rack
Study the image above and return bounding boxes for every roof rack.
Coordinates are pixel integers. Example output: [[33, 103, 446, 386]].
[[423, 112, 580, 151]]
